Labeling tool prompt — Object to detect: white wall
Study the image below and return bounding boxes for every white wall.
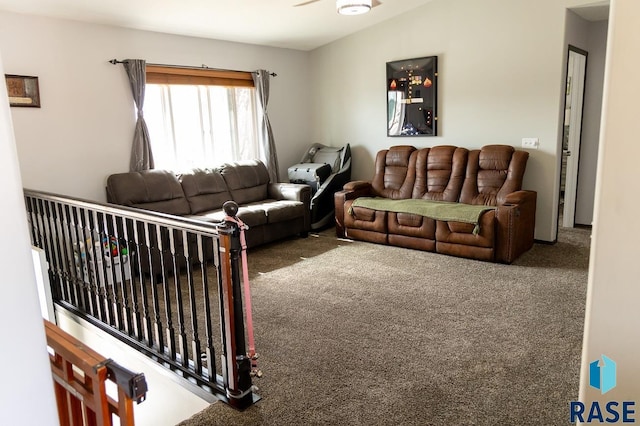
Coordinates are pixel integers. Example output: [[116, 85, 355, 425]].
[[579, 0, 640, 404], [0, 51, 58, 426], [0, 11, 311, 202], [575, 20, 607, 225], [309, 0, 602, 242]]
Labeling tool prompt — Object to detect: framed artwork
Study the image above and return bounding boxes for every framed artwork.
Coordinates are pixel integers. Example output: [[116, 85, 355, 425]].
[[5, 74, 41, 107], [387, 56, 437, 136]]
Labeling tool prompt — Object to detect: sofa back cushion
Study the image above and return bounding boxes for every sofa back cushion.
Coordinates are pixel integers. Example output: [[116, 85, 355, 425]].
[[460, 145, 529, 206], [179, 168, 233, 214], [221, 160, 270, 204], [371, 145, 417, 200], [412, 146, 468, 202], [106, 170, 191, 215]]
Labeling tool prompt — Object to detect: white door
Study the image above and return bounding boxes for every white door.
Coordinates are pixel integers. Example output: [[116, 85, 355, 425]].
[[562, 47, 587, 228]]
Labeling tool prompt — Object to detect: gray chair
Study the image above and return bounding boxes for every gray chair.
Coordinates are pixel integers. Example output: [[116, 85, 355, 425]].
[[288, 143, 352, 230]]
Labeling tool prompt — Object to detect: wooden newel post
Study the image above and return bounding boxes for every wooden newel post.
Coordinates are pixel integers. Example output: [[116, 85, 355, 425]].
[[218, 201, 256, 410]]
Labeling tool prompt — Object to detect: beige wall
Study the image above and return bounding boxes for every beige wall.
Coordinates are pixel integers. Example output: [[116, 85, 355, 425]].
[[580, 0, 640, 403], [0, 12, 312, 202], [309, 0, 604, 242]]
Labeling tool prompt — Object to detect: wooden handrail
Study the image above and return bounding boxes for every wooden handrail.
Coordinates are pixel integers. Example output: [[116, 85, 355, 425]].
[[44, 320, 147, 426]]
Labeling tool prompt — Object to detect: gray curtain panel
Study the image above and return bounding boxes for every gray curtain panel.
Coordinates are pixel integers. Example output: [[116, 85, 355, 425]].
[[123, 59, 154, 171], [253, 70, 279, 182]]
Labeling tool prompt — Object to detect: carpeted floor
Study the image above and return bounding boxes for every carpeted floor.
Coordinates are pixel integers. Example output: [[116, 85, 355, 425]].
[[179, 226, 590, 425]]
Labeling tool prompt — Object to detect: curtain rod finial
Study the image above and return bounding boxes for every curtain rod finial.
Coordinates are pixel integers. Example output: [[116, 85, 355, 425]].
[[109, 59, 118, 65]]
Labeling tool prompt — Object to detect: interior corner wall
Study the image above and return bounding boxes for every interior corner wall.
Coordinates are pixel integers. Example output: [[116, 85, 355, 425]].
[[0, 11, 311, 202], [557, 9, 608, 230], [308, 0, 599, 242], [579, 0, 640, 404], [0, 51, 58, 426], [575, 20, 607, 225]]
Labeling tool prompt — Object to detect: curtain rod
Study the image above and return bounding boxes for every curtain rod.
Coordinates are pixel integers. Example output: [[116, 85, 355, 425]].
[[108, 59, 277, 77]]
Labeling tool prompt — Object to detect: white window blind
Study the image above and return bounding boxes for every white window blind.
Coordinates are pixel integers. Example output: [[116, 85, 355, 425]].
[[144, 83, 259, 172]]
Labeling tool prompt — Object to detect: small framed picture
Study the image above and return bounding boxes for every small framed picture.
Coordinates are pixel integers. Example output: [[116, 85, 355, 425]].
[[5, 74, 41, 108]]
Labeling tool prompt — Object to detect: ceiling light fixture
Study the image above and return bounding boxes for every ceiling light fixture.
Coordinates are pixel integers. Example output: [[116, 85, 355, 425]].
[[336, 0, 372, 15]]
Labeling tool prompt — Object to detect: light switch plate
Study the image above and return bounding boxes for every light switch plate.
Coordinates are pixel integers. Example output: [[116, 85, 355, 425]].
[[522, 138, 539, 149]]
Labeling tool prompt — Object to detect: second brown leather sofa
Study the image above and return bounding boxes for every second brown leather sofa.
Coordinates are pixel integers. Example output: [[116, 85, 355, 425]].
[[334, 145, 536, 263]]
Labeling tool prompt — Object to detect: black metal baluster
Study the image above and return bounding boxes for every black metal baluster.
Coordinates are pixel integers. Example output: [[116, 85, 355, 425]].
[[79, 208, 99, 318], [49, 201, 69, 302], [183, 230, 202, 375], [110, 214, 127, 333], [149, 223, 165, 353], [55, 203, 76, 305], [96, 211, 116, 326], [169, 228, 189, 367], [99, 213, 117, 328], [32, 197, 45, 247], [45, 201, 66, 300], [197, 234, 216, 379], [139, 221, 155, 346], [215, 231, 229, 384], [160, 227, 177, 361], [86, 210, 106, 322], [45, 201, 65, 302], [70, 206, 89, 313], [37, 201, 57, 287], [129, 218, 145, 341], [24, 196, 39, 247]]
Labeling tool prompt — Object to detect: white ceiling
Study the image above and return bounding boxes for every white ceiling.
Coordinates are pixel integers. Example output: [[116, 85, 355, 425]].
[[0, 0, 437, 51], [0, 0, 610, 51], [570, 2, 610, 22]]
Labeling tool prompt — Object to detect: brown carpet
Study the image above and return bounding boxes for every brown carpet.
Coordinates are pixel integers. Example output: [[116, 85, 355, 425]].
[[179, 226, 590, 425]]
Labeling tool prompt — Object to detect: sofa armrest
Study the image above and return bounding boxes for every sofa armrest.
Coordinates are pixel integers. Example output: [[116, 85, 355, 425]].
[[343, 180, 372, 191], [268, 182, 310, 202], [495, 190, 537, 263], [334, 181, 374, 238], [268, 182, 312, 231], [502, 190, 537, 207]]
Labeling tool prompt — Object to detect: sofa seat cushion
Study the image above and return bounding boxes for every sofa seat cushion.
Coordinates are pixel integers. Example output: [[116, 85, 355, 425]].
[[435, 210, 495, 248], [388, 212, 436, 239], [244, 200, 306, 224], [344, 200, 387, 233]]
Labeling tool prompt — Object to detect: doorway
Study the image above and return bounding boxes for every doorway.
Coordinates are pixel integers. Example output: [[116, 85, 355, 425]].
[[559, 45, 588, 228]]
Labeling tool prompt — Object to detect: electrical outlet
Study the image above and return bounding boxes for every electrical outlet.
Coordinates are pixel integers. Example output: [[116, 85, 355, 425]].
[[522, 138, 539, 149]]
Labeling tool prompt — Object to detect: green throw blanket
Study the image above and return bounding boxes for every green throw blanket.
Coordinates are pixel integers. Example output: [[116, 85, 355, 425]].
[[349, 197, 496, 235]]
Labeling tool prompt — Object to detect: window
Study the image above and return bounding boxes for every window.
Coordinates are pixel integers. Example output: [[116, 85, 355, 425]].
[[143, 66, 260, 172]]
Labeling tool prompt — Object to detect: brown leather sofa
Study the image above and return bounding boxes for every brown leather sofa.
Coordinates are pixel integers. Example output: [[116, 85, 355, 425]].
[[334, 145, 536, 263], [106, 160, 311, 249]]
